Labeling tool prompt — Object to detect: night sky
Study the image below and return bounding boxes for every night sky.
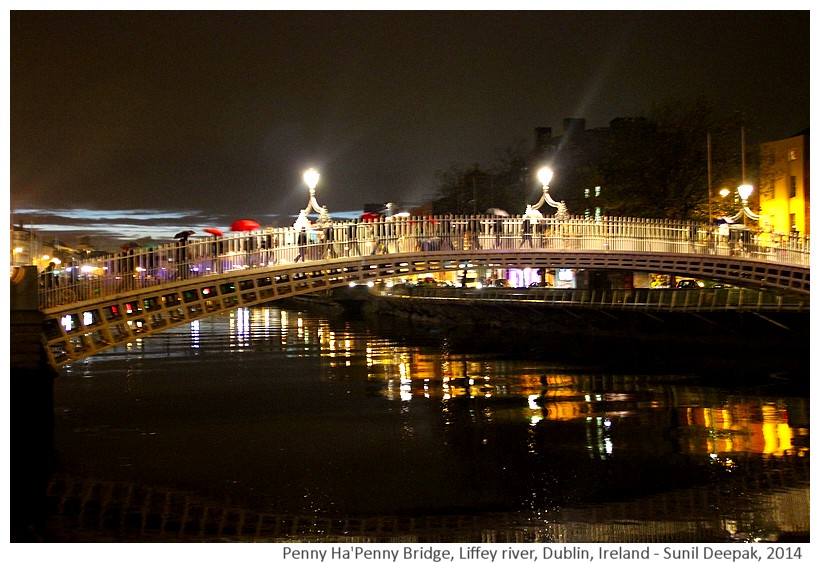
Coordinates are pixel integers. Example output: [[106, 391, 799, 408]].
[[9, 9, 811, 248]]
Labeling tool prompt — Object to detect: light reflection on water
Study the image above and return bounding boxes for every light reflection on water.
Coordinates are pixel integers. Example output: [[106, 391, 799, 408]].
[[54, 306, 809, 542]]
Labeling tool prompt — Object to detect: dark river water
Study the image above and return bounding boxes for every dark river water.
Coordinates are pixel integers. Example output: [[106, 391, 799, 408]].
[[47, 304, 810, 543]]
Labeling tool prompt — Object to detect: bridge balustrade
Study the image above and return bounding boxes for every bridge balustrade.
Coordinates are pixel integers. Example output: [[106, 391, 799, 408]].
[[382, 285, 809, 313], [37, 215, 810, 310]]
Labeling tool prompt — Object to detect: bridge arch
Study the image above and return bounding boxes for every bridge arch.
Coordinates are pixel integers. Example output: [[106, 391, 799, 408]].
[[31, 214, 808, 367], [40, 248, 808, 367]]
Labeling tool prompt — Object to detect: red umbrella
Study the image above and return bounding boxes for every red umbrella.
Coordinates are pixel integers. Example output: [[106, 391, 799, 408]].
[[230, 219, 261, 232], [204, 228, 224, 237], [360, 212, 382, 223]]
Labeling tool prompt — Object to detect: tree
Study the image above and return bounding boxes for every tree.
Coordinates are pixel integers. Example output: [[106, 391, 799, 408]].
[[487, 138, 530, 213], [432, 163, 477, 214], [597, 98, 753, 221], [433, 139, 530, 215]]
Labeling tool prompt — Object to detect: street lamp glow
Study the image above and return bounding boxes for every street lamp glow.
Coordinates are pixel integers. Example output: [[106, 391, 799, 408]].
[[300, 167, 329, 219], [730, 183, 760, 224], [527, 166, 567, 218], [303, 168, 320, 191], [537, 166, 553, 187]]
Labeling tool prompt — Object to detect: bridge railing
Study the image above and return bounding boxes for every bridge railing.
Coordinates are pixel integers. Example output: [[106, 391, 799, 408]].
[[37, 215, 810, 309], [382, 285, 809, 312]]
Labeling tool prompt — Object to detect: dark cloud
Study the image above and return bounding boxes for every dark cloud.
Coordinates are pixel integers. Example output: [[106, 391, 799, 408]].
[[11, 10, 810, 230]]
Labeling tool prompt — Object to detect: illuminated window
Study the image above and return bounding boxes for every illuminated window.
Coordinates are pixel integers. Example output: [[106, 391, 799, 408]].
[[595, 186, 601, 197]]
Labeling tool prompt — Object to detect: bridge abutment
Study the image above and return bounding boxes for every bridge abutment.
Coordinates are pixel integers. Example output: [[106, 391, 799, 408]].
[[10, 266, 58, 540]]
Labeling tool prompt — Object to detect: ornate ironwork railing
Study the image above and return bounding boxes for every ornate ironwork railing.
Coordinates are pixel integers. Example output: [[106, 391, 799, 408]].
[[37, 215, 810, 310]]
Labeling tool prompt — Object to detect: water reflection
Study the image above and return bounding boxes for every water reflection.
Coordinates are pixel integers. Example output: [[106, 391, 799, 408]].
[[364, 350, 806, 460], [54, 305, 809, 542]]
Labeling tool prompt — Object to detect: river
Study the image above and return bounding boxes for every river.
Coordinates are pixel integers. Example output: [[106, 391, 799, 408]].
[[46, 303, 810, 542]]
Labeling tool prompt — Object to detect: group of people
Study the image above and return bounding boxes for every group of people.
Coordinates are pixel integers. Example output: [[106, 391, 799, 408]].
[[293, 211, 397, 261]]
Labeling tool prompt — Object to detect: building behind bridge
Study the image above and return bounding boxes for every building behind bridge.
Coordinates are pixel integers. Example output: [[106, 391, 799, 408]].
[[758, 130, 810, 237]]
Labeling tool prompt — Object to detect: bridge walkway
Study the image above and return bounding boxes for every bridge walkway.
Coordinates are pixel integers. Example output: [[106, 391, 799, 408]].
[[24, 215, 810, 367], [39, 215, 810, 311]]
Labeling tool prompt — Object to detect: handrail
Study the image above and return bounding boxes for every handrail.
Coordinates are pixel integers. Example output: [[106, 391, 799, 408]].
[[380, 286, 809, 313], [37, 215, 811, 309]]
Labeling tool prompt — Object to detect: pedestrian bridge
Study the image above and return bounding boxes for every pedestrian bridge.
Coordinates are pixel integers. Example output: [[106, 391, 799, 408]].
[[27, 215, 810, 367]]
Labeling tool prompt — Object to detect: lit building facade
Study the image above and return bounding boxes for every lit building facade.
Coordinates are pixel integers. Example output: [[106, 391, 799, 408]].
[[758, 130, 810, 236]]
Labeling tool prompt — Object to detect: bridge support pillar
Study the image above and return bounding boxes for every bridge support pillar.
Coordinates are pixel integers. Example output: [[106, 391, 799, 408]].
[[10, 266, 58, 540]]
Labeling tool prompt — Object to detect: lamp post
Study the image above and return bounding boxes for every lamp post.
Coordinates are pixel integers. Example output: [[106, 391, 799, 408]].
[[736, 183, 760, 226], [528, 166, 568, 218], [719, 184, 759, 227], [292, 168, 330, 261], [302, 168, 327, 217]]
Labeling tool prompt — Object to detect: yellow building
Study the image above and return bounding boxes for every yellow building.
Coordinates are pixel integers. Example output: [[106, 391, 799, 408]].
[[758, 131, 810, 236]]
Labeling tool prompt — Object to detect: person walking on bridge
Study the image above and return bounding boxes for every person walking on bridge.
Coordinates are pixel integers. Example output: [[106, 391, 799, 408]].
[[41, 261, 58, 289], [294, 210, 310, 262], [519, 210, 534, 248], [347, 219, 362, 256], [318, 212, 337, 258]]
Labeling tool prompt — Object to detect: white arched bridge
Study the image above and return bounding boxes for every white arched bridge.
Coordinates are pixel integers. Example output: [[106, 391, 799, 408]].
[[31, 215, 810, 367]]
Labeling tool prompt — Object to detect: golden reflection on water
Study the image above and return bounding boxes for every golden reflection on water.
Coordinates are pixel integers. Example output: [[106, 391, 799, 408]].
[[681, 402, 804, 456], [254, 306, 808, 461]]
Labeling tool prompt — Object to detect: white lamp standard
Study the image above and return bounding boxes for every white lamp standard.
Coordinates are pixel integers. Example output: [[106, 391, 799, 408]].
[[735, 183, 760, 226], [528, 166, 568, 218], [302, 168, 328, 217]]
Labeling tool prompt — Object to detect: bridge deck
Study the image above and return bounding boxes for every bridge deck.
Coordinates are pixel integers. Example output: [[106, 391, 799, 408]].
[[25, 215, 809, 367]]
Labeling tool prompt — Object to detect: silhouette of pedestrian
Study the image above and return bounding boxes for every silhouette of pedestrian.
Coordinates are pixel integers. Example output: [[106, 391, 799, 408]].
[[494, 216, 504, 247], [294, 210, 310, 262], [520, 215, 533, 248], [322, 220, 337, 258], [42, 261, 57, 289]]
